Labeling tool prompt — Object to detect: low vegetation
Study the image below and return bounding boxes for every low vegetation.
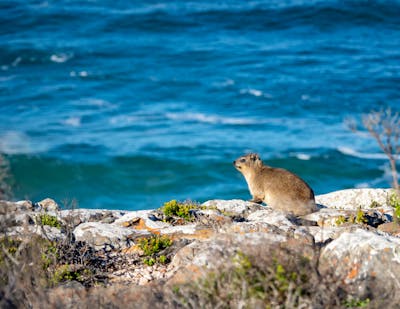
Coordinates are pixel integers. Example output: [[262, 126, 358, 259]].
[[170, 245, 370, 308], [138, 234, 173, 266], [389, 191, 400, 221], [161, 199, 201, 222], [335, 209, 367, 226], [36, 213, 61, 229], [0, 203, 109, 308]]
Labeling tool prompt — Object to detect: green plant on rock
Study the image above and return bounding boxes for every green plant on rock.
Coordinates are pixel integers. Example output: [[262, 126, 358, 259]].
[[343, 297, 370, 308], [389, 191, 400, 220], [143, 257, 156, 266], [159, 255, 167, 264], [335, 215, 347, 226], [37, 213, 61, 229], [161, 200, 199, 221], [355, 209, 368, 225], [138, 235, 172, 266], [50, 265, 92, 285], [347, 209, 367, 225]]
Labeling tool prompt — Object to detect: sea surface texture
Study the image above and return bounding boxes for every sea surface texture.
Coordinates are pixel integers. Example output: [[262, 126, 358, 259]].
[[1, 0, 399, 210]]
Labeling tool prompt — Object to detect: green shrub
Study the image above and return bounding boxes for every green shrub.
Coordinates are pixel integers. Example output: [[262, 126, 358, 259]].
[[138, 235, 172, 257], [37, 213, 61, 229], [335, 215, 347, 226], [161, 200, 199, 221], [355, 208, 367, 224], [138, 235, 172, 266], [50, 265, 92, 285]]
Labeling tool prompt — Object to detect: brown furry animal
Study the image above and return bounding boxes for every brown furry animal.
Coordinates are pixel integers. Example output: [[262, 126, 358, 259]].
[[234, 153, 317, 216]]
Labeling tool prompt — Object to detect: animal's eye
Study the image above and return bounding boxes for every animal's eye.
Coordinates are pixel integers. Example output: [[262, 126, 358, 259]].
[[240, 158, 246, 163]]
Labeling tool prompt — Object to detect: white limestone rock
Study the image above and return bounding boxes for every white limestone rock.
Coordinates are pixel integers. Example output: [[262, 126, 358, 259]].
[[114, 210, 170, 230], [73, 222, 150, 249], [201, 199, 262, 215], [319, 228, 400, 300], [316, 188, 393, 210]]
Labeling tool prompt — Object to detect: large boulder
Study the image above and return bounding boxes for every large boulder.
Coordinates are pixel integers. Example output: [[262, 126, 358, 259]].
[[319, 228, 400, 301]]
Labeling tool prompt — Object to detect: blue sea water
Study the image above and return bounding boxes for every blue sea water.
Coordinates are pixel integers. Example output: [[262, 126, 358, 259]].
[[0, 0, 399, 210]]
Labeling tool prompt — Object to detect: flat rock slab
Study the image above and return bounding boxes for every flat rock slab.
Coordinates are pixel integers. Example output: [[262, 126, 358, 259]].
[[73, 222, 150, 249], [202, 199, 263, 215], [316, 188, 393, 210]]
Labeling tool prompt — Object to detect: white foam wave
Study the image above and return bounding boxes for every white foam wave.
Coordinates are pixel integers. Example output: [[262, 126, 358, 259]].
[[240, 88, 262, 97], [70, 71, 89, 77], [165, 112, 258, 125], [73, 98, 116, 109], [338, 146, 390, 160], [296, 153, 311, 160], [213, 79, 235, 88], [355, 182, 370, 189], [109, 115, 140, 126], [50, 53, 73, 63], [240, 88, 272, 98], [0, 131, 32, 154], [64, 117, 81, 127]]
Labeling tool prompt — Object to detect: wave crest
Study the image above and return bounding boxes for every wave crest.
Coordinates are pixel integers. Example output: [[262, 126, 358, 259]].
[[338, 147, 390, 160], [165, 112, 259, 125]]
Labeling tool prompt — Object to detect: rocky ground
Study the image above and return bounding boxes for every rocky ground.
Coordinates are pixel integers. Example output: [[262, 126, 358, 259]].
[[1, 188, 400, 308]]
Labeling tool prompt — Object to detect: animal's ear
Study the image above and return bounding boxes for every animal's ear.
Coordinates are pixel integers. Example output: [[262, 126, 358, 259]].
[[250, 153, 260, 161]]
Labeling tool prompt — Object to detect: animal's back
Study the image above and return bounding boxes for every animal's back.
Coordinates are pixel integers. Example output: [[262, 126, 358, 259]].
[[260, 167, 316, 215]]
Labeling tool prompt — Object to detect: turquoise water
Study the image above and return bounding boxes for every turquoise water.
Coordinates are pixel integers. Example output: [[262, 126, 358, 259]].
[[1, 0, 399, 209]]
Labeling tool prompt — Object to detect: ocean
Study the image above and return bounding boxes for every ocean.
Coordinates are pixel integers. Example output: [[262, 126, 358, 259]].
[[1, 0, 399, 210]]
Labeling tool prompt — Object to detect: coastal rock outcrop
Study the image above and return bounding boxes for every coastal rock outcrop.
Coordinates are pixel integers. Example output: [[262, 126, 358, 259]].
[[319, 228, 400, 301], [1, 188, 400, 307]]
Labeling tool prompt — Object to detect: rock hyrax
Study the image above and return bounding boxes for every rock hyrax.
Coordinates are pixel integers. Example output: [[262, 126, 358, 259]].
[[234, 153, 317, 216]]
